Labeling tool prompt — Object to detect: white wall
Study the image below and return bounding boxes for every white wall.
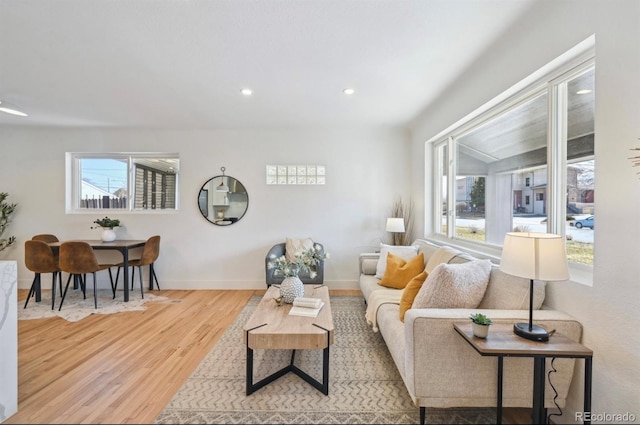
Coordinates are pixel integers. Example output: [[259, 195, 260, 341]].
[[410, 0, 639, 422], [0, 127, 410, 290]]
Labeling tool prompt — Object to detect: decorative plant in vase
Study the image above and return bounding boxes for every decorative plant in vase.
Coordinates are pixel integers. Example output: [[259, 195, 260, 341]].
[[91, 216, 122, 242], [267, 244, 329, 304], [469, 313, 493, 338]]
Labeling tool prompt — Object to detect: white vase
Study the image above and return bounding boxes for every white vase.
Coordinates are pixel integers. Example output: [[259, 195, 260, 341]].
[[101, 228, 117, 242], [280, 276, 304, 304], [472, 322, 490, 338]]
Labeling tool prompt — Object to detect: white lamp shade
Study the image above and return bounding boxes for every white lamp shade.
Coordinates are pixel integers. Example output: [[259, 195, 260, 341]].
[[500, 232, 569, 281], [386, 218, 405, 233]]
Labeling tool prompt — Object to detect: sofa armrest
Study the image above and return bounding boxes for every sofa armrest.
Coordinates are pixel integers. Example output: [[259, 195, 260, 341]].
[[402, 308, 583, 408], [359, 253, 380, 275]]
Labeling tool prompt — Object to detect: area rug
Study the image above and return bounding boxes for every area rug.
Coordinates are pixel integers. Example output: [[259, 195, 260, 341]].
[[18, 288, 168, 322], [154, 295, 496, 424]]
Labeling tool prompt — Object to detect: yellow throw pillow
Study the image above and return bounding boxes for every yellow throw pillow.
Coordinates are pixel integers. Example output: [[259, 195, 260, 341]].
[[399, 271, 428, 322], [378, 252, 425, 289]]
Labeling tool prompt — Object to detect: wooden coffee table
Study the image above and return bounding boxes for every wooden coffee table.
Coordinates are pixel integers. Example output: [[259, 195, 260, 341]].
[[243, 285, 334, 395]]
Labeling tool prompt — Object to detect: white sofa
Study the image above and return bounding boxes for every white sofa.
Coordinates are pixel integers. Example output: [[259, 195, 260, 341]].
[[359, 239, 582, 423]]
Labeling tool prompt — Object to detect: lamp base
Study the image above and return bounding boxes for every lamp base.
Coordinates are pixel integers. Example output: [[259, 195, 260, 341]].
[[513, 323, 549, 342]]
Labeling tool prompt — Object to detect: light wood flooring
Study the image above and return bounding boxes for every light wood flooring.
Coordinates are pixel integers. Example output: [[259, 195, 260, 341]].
[[8, 288, 530, 424]]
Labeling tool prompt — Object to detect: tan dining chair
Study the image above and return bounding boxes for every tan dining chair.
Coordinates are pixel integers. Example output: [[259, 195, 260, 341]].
[[32, 233, 61, 270], [58, 241, 116, 310], [31, 234, 60, 243], [113, 235, 161, 299], [24, 240, 61, 310]]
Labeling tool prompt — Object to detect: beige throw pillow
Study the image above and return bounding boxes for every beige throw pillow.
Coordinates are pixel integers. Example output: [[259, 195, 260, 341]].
[[375, 243, 419, 279], [412, 259, 492, 309], [477, 266, 546, 310], [285, 237, 314, 263]]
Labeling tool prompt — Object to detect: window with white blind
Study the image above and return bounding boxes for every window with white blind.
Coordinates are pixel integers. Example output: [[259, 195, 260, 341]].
[[66, 153, 180, 213]]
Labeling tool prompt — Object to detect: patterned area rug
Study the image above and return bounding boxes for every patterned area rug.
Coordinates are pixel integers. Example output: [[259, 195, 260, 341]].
[[18, 288, 168, 322], [154, 295, 496, 424]]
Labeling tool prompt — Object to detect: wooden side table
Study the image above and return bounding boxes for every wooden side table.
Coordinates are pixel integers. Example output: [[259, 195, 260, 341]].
[[454, 322, 593, 425]]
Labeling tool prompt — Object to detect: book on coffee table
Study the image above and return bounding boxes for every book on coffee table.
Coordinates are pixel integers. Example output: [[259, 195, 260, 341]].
[[289, 298, 325, 317]]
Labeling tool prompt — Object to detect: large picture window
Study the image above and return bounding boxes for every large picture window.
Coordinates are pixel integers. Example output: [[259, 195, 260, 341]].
[[66, 153, 180, 213], [432, 57, 595, 269]]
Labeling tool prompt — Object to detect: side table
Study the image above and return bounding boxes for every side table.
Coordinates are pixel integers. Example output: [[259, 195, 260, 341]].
[[454, 322, 593, 425]]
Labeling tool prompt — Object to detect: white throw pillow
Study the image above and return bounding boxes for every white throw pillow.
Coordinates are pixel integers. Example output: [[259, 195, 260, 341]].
[[412, 259, 492, 309], [375, 243, 420, 279], [285, 237, 314, 263]]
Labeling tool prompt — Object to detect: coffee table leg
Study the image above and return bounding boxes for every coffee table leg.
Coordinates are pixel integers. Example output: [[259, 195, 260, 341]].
[[246, 323, 331, 396], [246, 344, 254, 396], [246, 324, 267, 396]]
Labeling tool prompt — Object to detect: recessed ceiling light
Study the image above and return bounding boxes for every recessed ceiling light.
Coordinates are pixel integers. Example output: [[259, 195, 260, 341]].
[[576, 89, 592, 95], [241, 88, 253, 96], [343, 88, 355, 95], [0, 100, 28, 117]]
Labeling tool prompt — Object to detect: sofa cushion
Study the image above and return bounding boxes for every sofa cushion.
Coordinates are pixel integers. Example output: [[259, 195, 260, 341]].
[[285, 237, 314, 263], [359, 274, 382, 301], [412, 259, 492, 309], [399, 271, 428, 322], [379, 253, 425, 289], [375, 243, 419, 279], [477, 266, 546, 310]]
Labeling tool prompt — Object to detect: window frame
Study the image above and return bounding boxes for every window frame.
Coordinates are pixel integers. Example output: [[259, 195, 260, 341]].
[[427, 42, 595, 285], [65, 152, 180, 214]]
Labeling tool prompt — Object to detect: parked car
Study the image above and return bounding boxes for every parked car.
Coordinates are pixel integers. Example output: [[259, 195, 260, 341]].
[[574, 216, 594, 229]]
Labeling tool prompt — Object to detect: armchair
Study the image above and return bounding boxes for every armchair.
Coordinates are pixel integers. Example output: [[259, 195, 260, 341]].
[[265, 242, 325, 287]]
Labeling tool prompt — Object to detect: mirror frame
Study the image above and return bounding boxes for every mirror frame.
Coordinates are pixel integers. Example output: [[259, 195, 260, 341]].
[[197, 173, 249, 226]]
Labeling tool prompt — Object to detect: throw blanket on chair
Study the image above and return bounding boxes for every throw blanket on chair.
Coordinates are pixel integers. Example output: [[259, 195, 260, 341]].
[[365, 288, 403, 332]]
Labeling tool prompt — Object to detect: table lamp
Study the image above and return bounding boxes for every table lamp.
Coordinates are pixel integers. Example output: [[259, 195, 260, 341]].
[[386, 218, 405, 233], [500, 232, 569, 342]]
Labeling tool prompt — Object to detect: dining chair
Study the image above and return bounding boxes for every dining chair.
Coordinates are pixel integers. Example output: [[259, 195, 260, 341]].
[[30, 234, 63, 300], [58, 241, 116, 311], [31, 234, 60, 243], [113, 235, 161, 299], [24, 240, 61, 310]]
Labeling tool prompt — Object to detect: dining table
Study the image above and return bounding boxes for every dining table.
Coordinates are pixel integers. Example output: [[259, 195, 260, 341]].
[[47, 239, 147, 302]]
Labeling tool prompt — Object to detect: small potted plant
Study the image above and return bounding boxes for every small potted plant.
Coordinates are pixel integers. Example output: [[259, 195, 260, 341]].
[[469, 313, 493, 338], [91, 216, 121, 242]]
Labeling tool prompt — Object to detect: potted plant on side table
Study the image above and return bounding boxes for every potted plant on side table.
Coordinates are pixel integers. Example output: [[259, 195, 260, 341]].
[[469, 313, 493, 338]]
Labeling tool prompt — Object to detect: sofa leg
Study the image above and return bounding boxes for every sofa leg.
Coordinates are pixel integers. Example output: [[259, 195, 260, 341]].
[[420, 406, 425, 425]]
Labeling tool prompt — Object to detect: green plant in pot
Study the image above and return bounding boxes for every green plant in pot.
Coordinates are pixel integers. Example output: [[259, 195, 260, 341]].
[[0, 192, 17, 253], [469, 313, 493, 338], [91, 216, 122, 242]]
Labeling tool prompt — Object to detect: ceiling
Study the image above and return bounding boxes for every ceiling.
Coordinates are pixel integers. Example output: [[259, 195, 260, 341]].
[[0, 0, 537, 130]]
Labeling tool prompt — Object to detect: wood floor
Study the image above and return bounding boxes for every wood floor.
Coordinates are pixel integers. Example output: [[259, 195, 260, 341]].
[[8, 288, 530, 424]]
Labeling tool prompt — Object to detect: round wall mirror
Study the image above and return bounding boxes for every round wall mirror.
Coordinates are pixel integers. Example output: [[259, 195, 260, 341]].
[[198, 167, 249, 226]]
